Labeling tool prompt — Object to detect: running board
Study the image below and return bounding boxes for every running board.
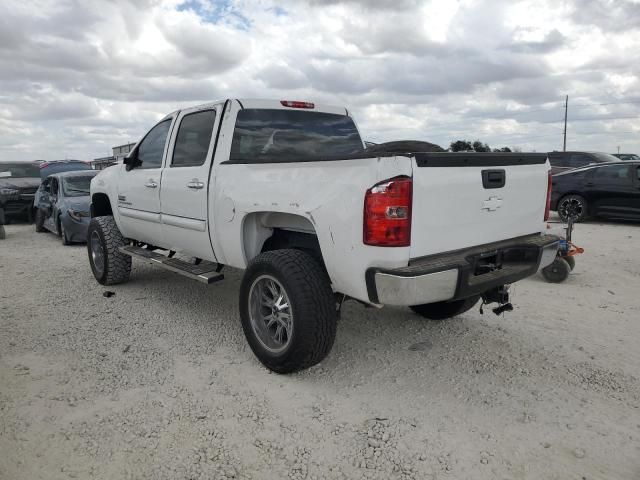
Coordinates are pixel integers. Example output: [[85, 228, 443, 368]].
[[119, 245, 224, 284]]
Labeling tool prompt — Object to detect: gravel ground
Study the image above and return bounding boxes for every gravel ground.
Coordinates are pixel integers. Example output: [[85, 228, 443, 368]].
[[1, 219, 639, 480]]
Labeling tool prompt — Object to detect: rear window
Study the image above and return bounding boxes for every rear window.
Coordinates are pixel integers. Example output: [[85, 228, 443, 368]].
[[229, 109, 364, 163], [0, 162, 40, 178]]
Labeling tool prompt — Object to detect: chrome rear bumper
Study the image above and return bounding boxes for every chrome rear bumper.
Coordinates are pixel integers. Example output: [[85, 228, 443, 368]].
[[367, 234, 559, 306]]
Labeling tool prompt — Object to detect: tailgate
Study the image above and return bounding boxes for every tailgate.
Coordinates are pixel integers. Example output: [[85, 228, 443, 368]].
[[410, 152, 550, 258]]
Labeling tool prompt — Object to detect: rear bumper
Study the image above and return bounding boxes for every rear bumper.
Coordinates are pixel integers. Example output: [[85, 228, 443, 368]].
[[366, 234, 559, 306]]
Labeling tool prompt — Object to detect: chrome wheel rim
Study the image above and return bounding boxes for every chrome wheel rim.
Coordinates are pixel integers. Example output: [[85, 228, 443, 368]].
[[248, 275, 293, 353], [90, 231, 105, 276], [559, 198, 583, 220]]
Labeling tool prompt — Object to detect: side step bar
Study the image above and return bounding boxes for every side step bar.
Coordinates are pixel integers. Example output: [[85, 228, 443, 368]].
[[119, 245, 224, 284]]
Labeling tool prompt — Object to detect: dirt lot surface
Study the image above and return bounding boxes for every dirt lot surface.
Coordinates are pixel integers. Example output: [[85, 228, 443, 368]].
[[1, 220, 639, 480]]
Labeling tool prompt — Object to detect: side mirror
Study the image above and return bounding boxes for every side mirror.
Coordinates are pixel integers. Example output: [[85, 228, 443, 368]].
[[124, 150, 140, 171]]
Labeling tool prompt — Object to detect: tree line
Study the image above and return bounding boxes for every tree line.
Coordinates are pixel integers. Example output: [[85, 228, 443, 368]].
[[449, 139, 521, 153]]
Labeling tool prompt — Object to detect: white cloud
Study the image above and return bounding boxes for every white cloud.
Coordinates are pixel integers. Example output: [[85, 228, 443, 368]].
[[0, 0, 639, 160]]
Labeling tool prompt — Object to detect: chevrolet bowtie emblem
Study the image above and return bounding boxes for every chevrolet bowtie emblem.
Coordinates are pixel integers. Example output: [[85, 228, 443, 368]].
[[482, 196, 503, 211]]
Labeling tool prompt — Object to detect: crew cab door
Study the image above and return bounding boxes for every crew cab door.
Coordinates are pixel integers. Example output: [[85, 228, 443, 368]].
[[159, 105, 220, 259], [117, 118, 173, 243]]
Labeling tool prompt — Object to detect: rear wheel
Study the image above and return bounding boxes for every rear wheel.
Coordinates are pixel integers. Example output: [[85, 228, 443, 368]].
[[87, 216, 131, 285], [410, 295, 480, 320], [541, 257, 570, 283], [239, 249, 337, 373], [34, 209, 45, 232], [557, 194, 588, 222]]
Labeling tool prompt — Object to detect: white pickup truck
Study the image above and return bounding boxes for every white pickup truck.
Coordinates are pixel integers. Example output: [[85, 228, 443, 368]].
[[88, 99, 559, 373]]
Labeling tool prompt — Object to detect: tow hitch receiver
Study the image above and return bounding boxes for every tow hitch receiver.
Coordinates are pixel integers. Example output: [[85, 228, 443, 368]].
[[480, 285, 513, 315]]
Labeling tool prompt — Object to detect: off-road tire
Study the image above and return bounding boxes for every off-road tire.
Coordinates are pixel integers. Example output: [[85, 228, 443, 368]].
[[410, 295, 481, 320], [541, 257, 570, 283], [557, 194, 588, 222], [34, 209, 45, 232], [239, 249, 337, 374], [87, 216, 131, 285]]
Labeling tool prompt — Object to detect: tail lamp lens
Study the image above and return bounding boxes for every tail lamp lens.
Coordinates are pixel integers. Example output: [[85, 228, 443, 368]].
[[364, 177, 412, 247]]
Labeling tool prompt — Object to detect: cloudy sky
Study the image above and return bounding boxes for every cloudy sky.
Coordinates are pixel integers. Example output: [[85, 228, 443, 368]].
[[1, 0, 639, 161]]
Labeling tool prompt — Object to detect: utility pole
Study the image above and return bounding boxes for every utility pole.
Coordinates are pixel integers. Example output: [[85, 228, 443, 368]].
[[563, 95, 568, 152], [617, 145, 620, 154]]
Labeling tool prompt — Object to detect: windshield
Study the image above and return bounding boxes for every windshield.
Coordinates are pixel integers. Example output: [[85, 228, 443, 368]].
[[62, 175, 93, 197], [591, 152, 621, 163], [230, 109, 364, 163], [0, 162, 40, 178]]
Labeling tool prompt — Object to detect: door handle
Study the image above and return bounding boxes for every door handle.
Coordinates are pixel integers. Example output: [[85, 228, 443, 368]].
[[145, 181, 158, 188], [186, 181, 205, 190], [586, 182, 594, 187]]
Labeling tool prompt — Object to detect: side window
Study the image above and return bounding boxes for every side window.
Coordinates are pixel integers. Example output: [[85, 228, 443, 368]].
[[636, 166, 640, 181], [569, 154, 591, 168], [137, 120, 172, 169], [594, 165, 630, 181], [549, 154, 568, 167], [43, 179, 51, 193], [171, 110, 216, 167]]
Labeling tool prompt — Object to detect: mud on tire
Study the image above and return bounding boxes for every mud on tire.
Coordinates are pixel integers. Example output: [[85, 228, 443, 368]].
[[87, 216, 131, 285]]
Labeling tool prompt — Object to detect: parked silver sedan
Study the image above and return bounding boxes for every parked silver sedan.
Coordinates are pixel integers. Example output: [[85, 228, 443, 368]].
[[34, 170, 98, 244]]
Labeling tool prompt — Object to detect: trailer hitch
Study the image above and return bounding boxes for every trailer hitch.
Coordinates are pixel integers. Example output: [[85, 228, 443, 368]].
[[480, 285, 513, 315]]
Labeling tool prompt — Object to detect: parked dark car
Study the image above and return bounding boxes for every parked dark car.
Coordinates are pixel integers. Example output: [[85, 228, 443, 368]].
[[33, 160, 92, 208], [550, 161, 640, 222], [0, 162, 41, 226], [547, 151, 620, 174], [34, 170, 99, 244], [612, 153, 640, 161]]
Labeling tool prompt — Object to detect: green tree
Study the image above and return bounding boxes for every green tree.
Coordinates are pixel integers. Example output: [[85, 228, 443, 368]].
[[449, 140, 473, 152]]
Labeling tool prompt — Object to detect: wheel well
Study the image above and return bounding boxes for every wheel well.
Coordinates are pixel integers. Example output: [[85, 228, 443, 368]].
[[91, 193, 113, 217], [242, 212, 322, 264]]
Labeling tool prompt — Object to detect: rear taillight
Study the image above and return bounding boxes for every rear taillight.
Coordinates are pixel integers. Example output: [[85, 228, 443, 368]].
[[280, 100, 315, 109], [544, 171, 552, 221], [364, 176, 412, 247]]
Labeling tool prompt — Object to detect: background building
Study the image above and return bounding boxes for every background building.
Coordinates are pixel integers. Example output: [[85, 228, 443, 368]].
[[91, 142, 135, 170]]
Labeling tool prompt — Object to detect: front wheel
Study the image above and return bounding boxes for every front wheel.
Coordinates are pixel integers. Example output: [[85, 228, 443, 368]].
[[87, 216, 131, 285], [239, 249, 337, 374], [35, 209, 45, 232], [60, 220, 71, 245], [410, 295, 480, 320]]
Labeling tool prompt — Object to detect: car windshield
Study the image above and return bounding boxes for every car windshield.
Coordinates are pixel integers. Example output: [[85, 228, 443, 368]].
[[62, 175, 93, 197], [590, 153, 621, 163], [0, 162, 40, 178], [230, 109, 365, 163]]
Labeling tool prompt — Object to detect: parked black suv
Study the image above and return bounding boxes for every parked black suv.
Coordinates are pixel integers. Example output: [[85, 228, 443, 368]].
[[548, 151, 620, 174], [0, 162, 41, 226]]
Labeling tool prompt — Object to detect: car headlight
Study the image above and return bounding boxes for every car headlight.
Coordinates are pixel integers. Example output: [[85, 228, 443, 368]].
[[0, 187, 19, 196], [68, 209, 89, 221]]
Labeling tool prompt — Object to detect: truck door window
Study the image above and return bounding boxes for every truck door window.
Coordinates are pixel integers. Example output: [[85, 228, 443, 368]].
[[136, 119, 172, 169], [171, 110, 216, 167]]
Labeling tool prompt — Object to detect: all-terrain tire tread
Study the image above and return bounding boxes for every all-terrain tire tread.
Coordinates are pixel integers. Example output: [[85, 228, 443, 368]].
[[89, 216, 131, 285], [240, 249, 337, 373]]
